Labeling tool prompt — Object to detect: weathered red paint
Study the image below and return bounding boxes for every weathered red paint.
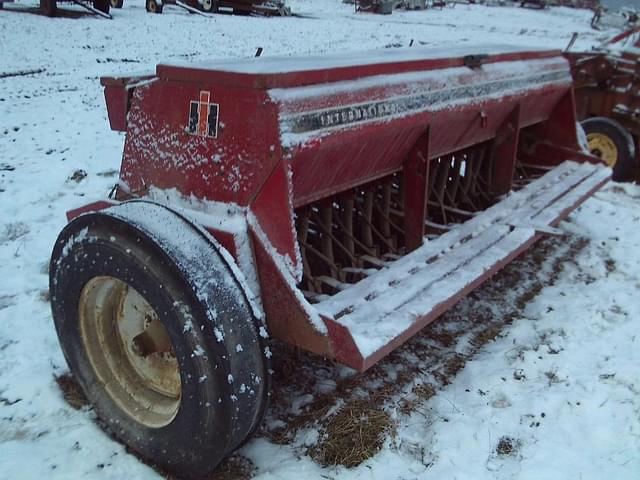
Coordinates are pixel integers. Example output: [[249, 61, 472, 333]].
[[402, 128, 430, 251], [66, 200, 118, 222], [249, 159, 300, 278], [100, 75, 154, 132], [68, 46, 607, 371], [490, 105, 521, 195]]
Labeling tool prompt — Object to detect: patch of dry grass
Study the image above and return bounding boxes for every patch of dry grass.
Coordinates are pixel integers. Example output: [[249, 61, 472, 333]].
[[262, 236, 591, 470], [398, 382, 436, 415], [309, 400, 394, 468]]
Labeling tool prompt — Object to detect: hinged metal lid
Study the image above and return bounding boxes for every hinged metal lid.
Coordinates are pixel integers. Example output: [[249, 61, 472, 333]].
[[156, 45, 560, 89]]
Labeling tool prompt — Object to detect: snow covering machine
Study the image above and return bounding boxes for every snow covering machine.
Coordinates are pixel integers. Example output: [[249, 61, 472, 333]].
[[50, 45, 609, 477]]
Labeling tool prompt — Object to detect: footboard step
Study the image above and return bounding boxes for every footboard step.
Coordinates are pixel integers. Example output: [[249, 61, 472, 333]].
[[316, 160, 610, 370]]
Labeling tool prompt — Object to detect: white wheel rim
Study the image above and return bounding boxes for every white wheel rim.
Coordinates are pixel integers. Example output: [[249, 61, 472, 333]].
[[78, 277, 181, 427]]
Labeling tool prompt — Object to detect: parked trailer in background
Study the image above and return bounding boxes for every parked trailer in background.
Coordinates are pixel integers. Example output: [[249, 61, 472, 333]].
[[49, 46, 609, 479], [137, 0, 290, 15], [0, 0, 110, 16], [0, 0, 288, 15], [591, 6, 638, 31], [567, 27, 640, 181]]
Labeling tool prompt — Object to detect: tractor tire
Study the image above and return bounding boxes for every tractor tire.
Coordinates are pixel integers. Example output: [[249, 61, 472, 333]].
[[110, 0, 123, 8], [146, 0, 163, 13], [50, 202, 269, 480], [40, 0, 57, 16], [200, 0, 219, 13], [93, 0, 110, 13], [582, 117, 636, 182]]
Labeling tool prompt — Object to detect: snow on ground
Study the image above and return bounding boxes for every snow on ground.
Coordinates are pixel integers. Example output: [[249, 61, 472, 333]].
[[0, 1, 638, 479]]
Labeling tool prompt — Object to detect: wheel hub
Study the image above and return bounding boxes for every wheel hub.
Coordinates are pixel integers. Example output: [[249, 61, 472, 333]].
[[78, 277, 181, 427], [586, 132, 618, 167]]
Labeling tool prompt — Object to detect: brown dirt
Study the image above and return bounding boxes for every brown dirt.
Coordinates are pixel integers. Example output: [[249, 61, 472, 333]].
[[54, 373, 88, 410], [205, 455, 256, 480], [496, 436, 521, 456], [68, 169, 87, 183]]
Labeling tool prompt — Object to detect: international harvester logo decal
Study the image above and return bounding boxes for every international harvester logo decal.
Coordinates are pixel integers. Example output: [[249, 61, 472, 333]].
[[187, 91, 219, 138]]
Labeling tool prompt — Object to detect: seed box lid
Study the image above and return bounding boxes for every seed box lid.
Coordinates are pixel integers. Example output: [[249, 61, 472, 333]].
[[156, 44, 560, 89]]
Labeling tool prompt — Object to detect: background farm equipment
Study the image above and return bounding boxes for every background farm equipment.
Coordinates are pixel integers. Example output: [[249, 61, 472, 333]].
[[125, 0, 290, 14], [591, 5, 638, 31], [566, 27, 640, 181], [355, 0, 394, 14], [352, 0, 448, 13], [518, 0, 546, 9], [139, 0, 290, 15], [0, 0, 289, 15], [558, 0, 598, 8], [50, 45, 608, 478], [548, 0, 598, 8], [403, 0, 427, 9], [0, 0, 111, 16]]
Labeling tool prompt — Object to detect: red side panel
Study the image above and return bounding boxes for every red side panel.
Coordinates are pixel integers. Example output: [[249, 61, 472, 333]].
[[103, 85, 129, 132], [250, 229, 332, 356], [249, 160, 301, 279], [118, 80, 281, 206]]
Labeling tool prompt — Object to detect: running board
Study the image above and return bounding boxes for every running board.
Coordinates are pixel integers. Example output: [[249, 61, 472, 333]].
[[316, 160, 610, 371]]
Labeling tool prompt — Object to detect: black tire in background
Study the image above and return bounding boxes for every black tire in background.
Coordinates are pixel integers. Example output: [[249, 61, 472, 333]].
[[200, 0, 219, 13], [582, 116, 637, 182], [146, 0, 163, 13], [50, 202, 269, 479], [93, 0, 110, 13]]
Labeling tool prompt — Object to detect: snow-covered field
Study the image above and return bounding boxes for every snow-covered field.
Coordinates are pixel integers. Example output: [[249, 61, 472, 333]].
[[1, 1, 639, 479]]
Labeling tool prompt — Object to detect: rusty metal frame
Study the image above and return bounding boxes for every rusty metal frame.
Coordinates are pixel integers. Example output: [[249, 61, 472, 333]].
[[296, 138, 504, 301]]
